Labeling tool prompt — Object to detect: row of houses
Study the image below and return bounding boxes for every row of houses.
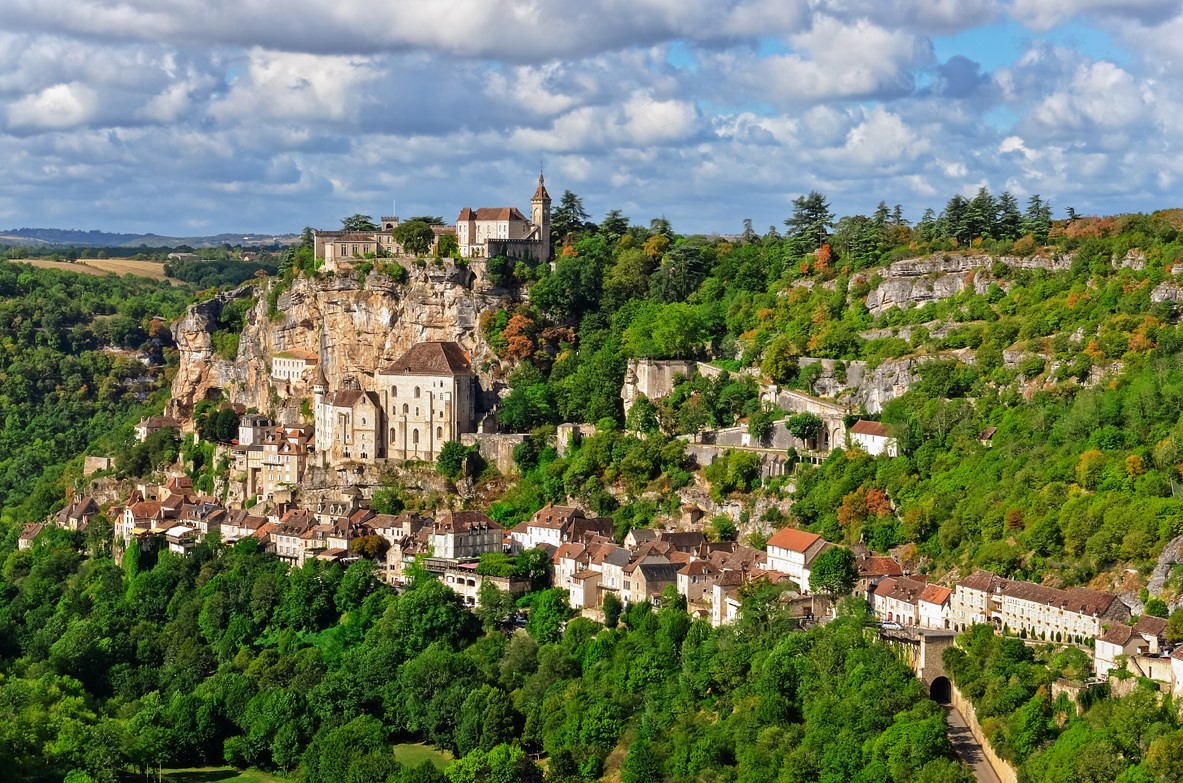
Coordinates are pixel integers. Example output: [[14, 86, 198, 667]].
[[867, 567, 1183, 696]]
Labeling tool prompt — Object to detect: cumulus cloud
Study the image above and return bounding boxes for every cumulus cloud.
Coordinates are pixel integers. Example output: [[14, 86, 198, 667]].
[[0, 0, 1179, 233], [7, 82, 99, 130]]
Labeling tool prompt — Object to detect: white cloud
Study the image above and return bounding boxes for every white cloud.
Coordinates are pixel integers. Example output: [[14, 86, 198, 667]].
[[7, 82, 98, 130], [208, 49, 381, 123], [1009, 0, 1180, 31]]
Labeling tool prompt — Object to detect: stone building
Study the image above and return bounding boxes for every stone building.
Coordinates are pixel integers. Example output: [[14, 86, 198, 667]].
[[455, 174, 551, 261], [375, 341, 477, 462]]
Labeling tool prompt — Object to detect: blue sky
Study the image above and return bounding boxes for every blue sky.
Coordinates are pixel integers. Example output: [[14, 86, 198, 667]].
[[0, 0, 1180, 237]]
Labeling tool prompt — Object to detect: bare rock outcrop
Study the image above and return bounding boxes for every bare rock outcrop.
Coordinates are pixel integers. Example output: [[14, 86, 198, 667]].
[[168, 263, 513, 425], [864, 253, 1070, 314]]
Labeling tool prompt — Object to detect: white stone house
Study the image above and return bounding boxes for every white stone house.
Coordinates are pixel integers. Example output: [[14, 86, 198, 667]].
[[764, 528, 828, 594], [849, 420, 897, 457]]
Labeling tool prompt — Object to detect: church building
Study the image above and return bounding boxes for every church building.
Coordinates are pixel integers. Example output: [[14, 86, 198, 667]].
[[312, 341, 478, 467]]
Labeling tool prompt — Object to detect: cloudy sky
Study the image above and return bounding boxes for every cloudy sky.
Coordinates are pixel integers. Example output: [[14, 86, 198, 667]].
[[1, 0, 1180, 236]]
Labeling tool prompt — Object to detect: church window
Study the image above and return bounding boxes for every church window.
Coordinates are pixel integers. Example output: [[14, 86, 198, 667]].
[[402, 404, 409, 414], [412, 429, 420, 445], [415, 408, 420, 416], [390, 427, 396, 443], [414, 386, 421, 398], [436, 426, 442, 439]]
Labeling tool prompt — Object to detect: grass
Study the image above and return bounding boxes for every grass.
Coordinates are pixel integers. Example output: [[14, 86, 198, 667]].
[[393, 742, 453, 770], [148, 768, 284, 783]]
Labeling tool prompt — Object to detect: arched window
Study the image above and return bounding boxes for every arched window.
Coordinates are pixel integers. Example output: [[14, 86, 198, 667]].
[[414, 387, 421, 398], [389, 427, 396, 444], [412, 429, 419, 445], [436, 426, 442, 439], [402, 403, 409, 414], [391, 386, 397, 397]]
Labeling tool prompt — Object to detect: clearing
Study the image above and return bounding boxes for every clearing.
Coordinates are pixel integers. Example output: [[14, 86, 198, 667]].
[[393, 742, 453, 770]]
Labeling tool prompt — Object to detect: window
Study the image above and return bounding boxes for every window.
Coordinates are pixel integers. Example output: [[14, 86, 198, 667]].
[[402, 404, 409, 414], [412, 429, 419, 445], [436, 426, 442, 439], [414, 387, 421, 398], [390, 427, 397, 443]]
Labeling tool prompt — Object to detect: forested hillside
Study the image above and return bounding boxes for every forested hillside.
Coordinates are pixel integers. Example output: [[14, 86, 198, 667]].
[[0, 262, 192, 524], [477, 193, 1183, 591]]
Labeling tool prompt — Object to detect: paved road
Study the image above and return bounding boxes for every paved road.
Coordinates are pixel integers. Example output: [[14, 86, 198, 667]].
[[944, 705, 1003, 783]]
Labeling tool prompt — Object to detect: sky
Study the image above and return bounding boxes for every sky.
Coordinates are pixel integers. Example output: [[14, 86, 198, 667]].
[[1, 0, 1181, 237]]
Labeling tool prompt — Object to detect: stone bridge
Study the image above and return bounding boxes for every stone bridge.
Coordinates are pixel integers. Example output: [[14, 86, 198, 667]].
[[877, 627, 958, 702]]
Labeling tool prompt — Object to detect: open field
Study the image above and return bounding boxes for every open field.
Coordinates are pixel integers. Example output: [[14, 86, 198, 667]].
[[135, 768, 284, 783], [393, 742, 453, 770], [12, 257, 178, 282]]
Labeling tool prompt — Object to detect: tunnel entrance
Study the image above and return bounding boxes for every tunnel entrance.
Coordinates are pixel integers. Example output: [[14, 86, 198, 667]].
[[930, 676, 951, 704]]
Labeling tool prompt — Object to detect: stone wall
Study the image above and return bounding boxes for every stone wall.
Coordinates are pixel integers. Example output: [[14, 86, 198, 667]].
[[83, 456, 114, 476], [950, 683, 1019, 783], [621, 359, 696, 414], [461, 432, 527, 476]]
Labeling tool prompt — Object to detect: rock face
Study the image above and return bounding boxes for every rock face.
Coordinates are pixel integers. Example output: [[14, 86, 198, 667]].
[[864, 253, 1070, 315], [168, 263, 513, 425], [798, 350, 976, 413]]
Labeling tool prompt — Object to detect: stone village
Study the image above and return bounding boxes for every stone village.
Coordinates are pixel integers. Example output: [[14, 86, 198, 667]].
[[22, 175, 1183, 705]]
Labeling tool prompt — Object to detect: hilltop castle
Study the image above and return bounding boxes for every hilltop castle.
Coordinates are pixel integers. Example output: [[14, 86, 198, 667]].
[[313, 175, 552, 271]]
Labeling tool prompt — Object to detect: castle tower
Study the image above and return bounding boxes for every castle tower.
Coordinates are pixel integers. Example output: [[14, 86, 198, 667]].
[[531, 171, 552, 261]]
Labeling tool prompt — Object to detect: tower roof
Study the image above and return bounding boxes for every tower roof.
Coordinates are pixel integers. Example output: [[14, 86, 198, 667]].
[[533, 173, 550, 202]]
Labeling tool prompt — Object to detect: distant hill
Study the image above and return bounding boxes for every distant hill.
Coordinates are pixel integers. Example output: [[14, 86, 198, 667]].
[[0, 227, 300, 248]]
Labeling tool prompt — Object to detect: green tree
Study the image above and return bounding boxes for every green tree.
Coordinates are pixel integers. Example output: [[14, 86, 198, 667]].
[[808, 546, 857, 602], [784, 191, 835, 255], [437, 440, 473, 480], [552, 190, 591, 245], [785, 412, 824, 442], [395, 220, 436, 257], [602, 591, 623, 629], [525, 589, 573, 644], [341, 214, 378, 232]]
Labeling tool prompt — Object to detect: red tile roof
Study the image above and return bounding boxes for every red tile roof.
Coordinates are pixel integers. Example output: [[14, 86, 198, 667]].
[[850, 420, 889, 438], [766, 527, 822, 553]]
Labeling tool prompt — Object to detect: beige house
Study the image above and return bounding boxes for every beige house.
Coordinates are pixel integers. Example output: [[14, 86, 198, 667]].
[[949, 569, 1130, 640], [1095, 615, 1169, 679], [315, 387, 382, 464], [272, 349, 319, 386], [430, 510, 502, 559]]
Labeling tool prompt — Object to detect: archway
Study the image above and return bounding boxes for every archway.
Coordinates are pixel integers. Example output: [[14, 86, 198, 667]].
[[930, 676, 951, 704]]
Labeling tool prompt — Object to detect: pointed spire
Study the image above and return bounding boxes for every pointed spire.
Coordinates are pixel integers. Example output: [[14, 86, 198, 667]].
[[533, 167, 550, 202]]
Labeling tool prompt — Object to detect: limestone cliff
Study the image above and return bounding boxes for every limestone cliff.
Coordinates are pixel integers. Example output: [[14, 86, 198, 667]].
[[168, 263, 513, 425], [864, 253, 1071, 314]]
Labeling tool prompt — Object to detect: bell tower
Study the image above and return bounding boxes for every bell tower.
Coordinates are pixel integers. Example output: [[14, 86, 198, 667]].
[[531, 170, 552, 261]]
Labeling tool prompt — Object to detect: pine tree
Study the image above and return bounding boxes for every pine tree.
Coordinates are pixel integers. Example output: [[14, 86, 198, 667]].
[[784, 191, 835, 256], [1022, 195, 1052, 243], [996, 191, 1022, 241]]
